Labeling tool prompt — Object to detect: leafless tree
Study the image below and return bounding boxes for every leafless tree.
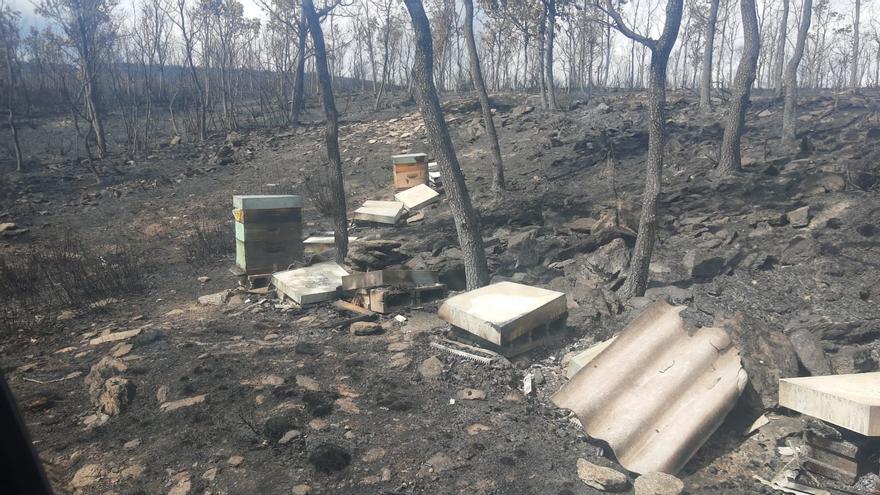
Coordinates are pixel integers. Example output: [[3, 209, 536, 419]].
[[463, 0, 505, 192], [604, 0, 684, 300], [403, 0, 489, 289], [850, 0, 861, 91], [699, 0, 719, 109], [782, 0, 813, 143], [0, 2, 23, 171], [37, 0, 117, 157], [303, 0, 348, 263], [717, 0, 759, 175]]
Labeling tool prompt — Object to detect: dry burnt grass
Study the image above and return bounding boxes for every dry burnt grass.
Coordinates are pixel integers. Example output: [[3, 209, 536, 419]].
[[1, 89, 880, 494]]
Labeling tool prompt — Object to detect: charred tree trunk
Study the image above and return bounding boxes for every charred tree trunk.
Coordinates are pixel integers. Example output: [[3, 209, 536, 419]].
[[782, 0, 812, 143], [717, 0, 759, 175], [463, 0, 505, 192], [3, 37, 23, 172], [290, 13, 307, 127], [773, 0, 790, 97], [699, 0, 720, 110], [543, 0, 558, 110], [607, 0, 684, 300], [402, 0, 490, 290], [850, 0, 861, 92], [302, 0, 348, 262]]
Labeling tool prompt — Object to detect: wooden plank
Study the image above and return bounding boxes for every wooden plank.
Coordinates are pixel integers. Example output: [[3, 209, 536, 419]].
[[340, 269, 438, 291], [333, 300, 374, 316]]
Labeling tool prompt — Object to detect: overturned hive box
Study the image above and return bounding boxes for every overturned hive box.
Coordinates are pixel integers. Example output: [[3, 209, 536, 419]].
[[552, 300, 748, 475], [438, 281, 567, 356], [801, 425, 880, 484], [394, 184, 439, 211], [232, 195, 303, 275], [391, 153, 428, 190]]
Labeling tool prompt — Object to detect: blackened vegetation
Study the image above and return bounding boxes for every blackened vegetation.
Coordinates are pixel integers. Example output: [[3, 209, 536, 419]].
[[308, 443, 351, 474], [0, 232, 146, 333], [184, 207, 234, 263]]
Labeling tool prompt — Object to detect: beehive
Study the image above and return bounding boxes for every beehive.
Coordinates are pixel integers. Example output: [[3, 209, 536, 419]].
[[391, 153, 428, 190], [232, 195, 303, 274]]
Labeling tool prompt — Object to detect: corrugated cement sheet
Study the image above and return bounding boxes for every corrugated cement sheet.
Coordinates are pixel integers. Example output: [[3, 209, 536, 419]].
[[552, 300, 748, 475]]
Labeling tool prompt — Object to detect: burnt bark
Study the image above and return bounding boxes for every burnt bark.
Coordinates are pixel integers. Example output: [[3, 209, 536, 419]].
[[302, 0, 348, 263], [290, 12, 307, 127], [699, 0, 720, 110], [402, 0, 490, 290], [782, 0, 812, 143], [543, 0, 558, 110], [717, 0, 759, 175], [463, 0, 505, 192], [850, 0, 861, 92], [606, 0, 684, 300], [772, 0, 789, 97], [3, 33, 23, 171]]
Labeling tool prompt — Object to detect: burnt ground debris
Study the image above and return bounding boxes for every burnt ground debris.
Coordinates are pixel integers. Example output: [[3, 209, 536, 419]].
[[1, 89, 879, 494]]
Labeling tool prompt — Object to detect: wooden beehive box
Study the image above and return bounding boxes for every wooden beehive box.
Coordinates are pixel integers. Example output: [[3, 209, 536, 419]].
[[391, 153, 428, 190], [232, 195, 303, 275]]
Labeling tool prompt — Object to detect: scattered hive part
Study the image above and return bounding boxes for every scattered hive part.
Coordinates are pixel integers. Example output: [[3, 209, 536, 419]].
[[392, 153, 428, 190], [779, 372, 880, 437], [438, 281, 568, 356], [271, 262, 349, 305], [353, 200, 405, 225]]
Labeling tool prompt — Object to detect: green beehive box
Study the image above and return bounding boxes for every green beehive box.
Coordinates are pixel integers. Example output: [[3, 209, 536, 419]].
[[232, 195, 303, 274]]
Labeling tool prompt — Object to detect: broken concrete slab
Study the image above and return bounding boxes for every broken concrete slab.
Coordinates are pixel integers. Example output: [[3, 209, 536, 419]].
[[271, 262, 349, 305], [438, 281, 567, 349], [394, 184, 439, 210], [779, 373, 880, 436], [341, 269, 438, 291], [553, 300, 748, 475], [353, 200, 405, 224]]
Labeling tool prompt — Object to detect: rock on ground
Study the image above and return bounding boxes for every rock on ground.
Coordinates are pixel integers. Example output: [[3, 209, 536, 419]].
[[633, 472, 684, 495], [576, 458, 629, 492]]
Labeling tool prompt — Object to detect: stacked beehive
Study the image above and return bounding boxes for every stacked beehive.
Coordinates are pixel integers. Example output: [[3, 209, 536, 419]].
[[391, 153, 428, 190], [232, 195, 303, 274]]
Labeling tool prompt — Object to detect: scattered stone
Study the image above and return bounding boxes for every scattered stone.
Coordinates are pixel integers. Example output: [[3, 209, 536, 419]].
[[422, 452, 456, 474], [85, 356, 127, 403], [457, 388, 486, 400], [466, 423, 491, 435], [120, 464, 145, 479], [0, 222, 17, 232], [566, 217, 596, 233], [308, 418, 328, 430], [788, 328, 833, 376], [576, 458, 629, 492], [363, 448, 386, 462], [156, 385, 169, 403], [89, 327, 145, 346], [633, 472, 684, 495], [168, 473, 192, 495], [292, 484, 311, 495], [160, 394, 206, 412], [295, 375, 321, 391], [418, 356, 444, 380], [335, 398, 360, 414], [124, 438, 141, 449], [97, 376, 135, 415], [227, 455, 244, 467], [71, 464, 104, 488], [820, 174, 846, 192], [198, 290, 229, 306], [111, 342, 133, 358], [202, 467, 218, 482], [198, 276, 210, 283], [279, 430, 301, 445], [787, 206, 811, 228], [682, 250, 729, 279], [350, 321, 382, 336]]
